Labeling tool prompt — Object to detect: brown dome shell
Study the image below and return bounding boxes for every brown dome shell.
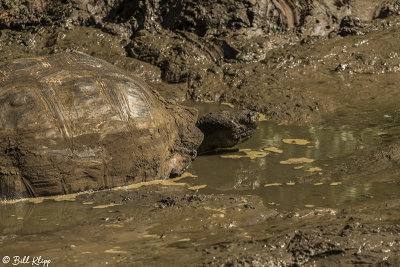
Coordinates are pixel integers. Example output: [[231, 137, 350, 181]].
[[0, 51, 203, 199]]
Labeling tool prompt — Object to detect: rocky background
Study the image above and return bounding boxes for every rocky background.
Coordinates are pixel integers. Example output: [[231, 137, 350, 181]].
[[1, 0, 400, 125]]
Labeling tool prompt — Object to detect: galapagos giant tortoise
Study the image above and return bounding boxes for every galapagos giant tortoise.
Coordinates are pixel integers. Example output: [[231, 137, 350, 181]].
[[0, 51, 203, 199], [196, 110, 259, 154]]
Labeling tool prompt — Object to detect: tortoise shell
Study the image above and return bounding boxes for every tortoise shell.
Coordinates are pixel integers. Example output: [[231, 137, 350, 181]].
[[0, 51, 202, 199]]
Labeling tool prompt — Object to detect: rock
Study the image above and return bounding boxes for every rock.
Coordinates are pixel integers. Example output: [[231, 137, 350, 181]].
[[0, 0, 346, 38], [374, 0, 400, 19], [196, 110, 259, 154], [0, 51, 203, 199], [338, 16, 364, 36]]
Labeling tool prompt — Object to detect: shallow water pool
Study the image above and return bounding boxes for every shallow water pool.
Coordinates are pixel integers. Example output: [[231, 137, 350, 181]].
[[182, 102, 400, 210]]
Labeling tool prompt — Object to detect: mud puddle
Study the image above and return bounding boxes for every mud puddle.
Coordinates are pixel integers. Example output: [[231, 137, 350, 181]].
[[183, 102, 400, 210], [1, 103, 400, 266], [0, 185, 280, 266]]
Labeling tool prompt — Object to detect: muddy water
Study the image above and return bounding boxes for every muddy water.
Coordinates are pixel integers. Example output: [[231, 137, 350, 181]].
[[183, 102, 400, 210], [1, 103, 400, 266]]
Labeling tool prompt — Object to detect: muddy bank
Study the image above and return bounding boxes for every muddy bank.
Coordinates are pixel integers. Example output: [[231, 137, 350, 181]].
[[1, 0, 400, 124], [1, 183, 399, 266]]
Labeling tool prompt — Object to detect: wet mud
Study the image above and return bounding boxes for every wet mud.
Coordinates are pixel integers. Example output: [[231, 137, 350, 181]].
[[1, 179, 400, 266], [1, 0, 400, 266], [2, 102, 400, 266], [1, 0, 400, 125]]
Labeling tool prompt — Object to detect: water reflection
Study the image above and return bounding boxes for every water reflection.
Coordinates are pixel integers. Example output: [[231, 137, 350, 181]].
[[185, 102, 400, 210], [188, 121, 366, 190], [0, 199, 113, 235]]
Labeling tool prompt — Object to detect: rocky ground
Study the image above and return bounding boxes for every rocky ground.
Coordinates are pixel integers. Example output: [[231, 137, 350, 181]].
[[1, 0, 400, 266]]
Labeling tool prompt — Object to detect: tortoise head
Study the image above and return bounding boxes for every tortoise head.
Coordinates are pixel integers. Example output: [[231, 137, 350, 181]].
[[196, 109, 259, 154]]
